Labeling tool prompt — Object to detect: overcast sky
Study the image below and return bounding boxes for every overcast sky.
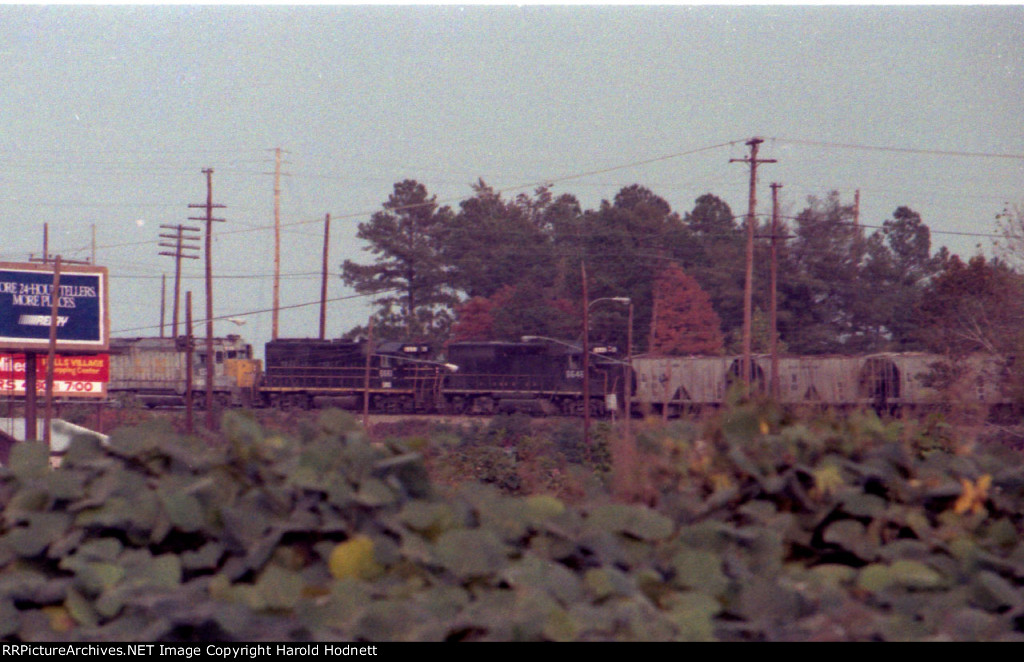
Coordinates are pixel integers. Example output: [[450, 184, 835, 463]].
[[1, 3, 1021, 355]]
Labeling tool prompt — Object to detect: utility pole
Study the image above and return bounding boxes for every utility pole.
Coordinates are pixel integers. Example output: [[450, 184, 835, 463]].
[[363, 316, 374, 429], [854, 189, 861, 229], [185, 290, 194, 435], [267, 147, 289, 340], [770, 183, 782, 401], [618, 300, 635, 499], [319, 213, 331, 340], [30, 224, 89, 267], [730, 137, 776, 394], [43, 256, 61, 447], [188, 168, 226, 431], [160, 274, 166, 338], [581, 262, 591, 454], [159, 223, 200, 338], [24, 230, 87, 441]]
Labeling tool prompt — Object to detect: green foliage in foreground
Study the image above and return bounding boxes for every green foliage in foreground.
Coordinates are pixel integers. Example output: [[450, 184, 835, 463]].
[[3, 407, 1024, 641]]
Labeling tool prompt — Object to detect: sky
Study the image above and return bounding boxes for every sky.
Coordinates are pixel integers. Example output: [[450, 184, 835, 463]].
[[0, 3, 1021, 358]]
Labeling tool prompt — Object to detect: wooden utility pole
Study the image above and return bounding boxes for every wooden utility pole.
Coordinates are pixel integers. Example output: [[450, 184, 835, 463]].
[[363, 316, 374, 429], [618, 301, 635, 499], [30, 224, 90, 267], [854, 189, 861, 228], [319, 213, 331, 340], [624, 301, 633, 436], [730, 137, 776, 393], [268, 147, 289, 340], [582, 262, 591, 453], [159, 223, 200, 337], [770, 183, 782, 401], [185, 291, 194, 435], [43, 256, 61, 447], [160, 274, 166, 338], [188, 168, 226, 431], [25, 354, 37, 441]]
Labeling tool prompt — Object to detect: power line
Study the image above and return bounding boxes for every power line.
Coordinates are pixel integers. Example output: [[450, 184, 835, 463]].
[[10, 134, 1021, 262], [112, 289, 395, 336], [771, 137, 1024, 162]]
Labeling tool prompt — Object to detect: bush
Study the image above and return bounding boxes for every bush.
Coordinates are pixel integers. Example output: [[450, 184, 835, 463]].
[[3, 405, 1024, 641]]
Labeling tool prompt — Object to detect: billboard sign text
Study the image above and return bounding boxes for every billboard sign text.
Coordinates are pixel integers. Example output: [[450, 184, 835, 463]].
[[0, 353, 109, 398], [0, 262, 109, 352]]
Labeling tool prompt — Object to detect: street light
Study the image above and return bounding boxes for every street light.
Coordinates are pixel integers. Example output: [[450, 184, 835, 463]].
[[589, 297, 632, 311], [521, 335, 628, 365]]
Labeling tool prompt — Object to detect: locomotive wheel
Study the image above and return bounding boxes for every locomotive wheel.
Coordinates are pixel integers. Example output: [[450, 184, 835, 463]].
[[448, 395, 467, 415], [112, 392, 139, 410], [277, 393, 308, 410]]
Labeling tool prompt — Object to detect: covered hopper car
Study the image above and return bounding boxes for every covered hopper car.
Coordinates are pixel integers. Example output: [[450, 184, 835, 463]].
[[630, 353, 1010, 416]]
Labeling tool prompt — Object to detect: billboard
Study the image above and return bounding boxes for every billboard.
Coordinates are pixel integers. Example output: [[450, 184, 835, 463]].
[[0, 262, 109, 352], [0, 353, 109, 398]]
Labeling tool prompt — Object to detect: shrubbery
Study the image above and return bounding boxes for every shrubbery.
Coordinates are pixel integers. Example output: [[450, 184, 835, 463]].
[[3, 404, 1024, 641]]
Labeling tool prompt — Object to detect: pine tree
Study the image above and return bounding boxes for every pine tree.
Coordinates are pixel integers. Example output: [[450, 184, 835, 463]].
[[341, 180, 457, 342]]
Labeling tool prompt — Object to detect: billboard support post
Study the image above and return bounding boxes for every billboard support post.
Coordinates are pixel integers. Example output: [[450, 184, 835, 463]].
[[24, 353, 36, 441]]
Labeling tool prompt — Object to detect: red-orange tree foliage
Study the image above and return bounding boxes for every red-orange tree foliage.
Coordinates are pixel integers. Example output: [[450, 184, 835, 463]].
[[450, 284, 578, 342], [648, 263, 725, 355]]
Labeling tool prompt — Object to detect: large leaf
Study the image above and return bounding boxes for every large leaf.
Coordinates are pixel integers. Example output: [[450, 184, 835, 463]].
[[433, 529, 508, 579]]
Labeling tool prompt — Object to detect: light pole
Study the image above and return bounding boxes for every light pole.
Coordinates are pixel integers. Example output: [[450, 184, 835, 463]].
[[583, 296, 631, 452]]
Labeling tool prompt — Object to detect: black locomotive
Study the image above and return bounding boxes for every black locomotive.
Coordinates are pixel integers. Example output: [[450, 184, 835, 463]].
[[255, 337, 621, 416]]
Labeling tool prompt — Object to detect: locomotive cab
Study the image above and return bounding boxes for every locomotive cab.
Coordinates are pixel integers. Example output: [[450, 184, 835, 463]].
[[108, 334, 258, 408], [443, 339, 615, 416]]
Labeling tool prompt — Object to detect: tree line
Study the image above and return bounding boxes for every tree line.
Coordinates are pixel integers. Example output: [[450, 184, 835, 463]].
[[341, 179, 1024, 359]]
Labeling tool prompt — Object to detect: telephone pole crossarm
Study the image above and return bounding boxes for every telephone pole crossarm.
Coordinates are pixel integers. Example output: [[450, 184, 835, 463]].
[[159, 223, 201, 338]]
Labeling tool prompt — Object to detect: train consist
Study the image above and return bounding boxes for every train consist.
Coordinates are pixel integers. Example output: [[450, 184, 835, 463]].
[[103, 335, 1014, 416]]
